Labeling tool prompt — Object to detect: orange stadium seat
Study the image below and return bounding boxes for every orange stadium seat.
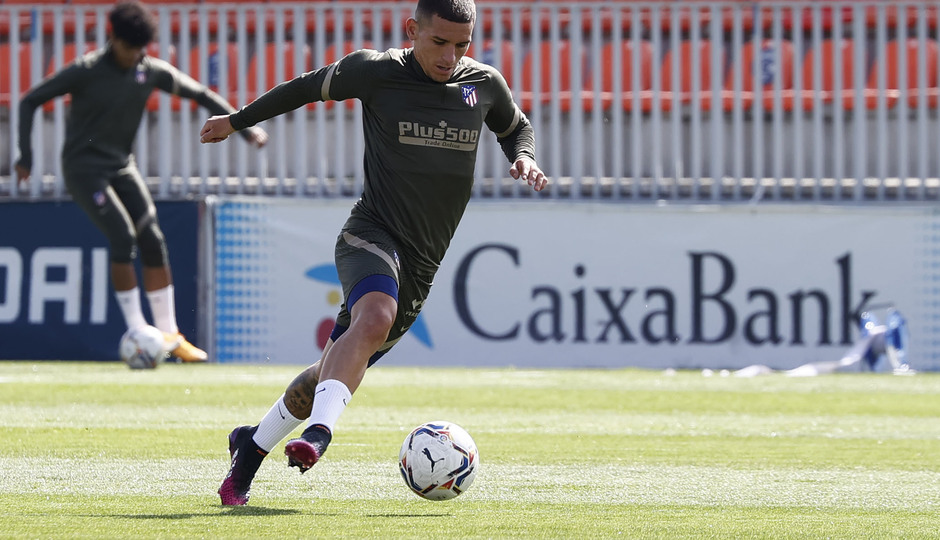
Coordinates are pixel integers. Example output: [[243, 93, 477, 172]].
[[475, 39, 516, 90], [497, 3, 570, 38], [723, 39, 795, 111], [179, 41, 242, 110], [3, 1, 92, 36], [145, 42, 178, 112], [587, 39, 653, 112], [0, 42, 39, 107], [794, 38, 862, 110], [521, 39, 579, 112], [863, 4, 939, 32], [660, 39, 717, 111], [865, 38, 940, 110], [246, 41, 311, 102], [0, 7, 36, 39], [264, 0, 380, 35]]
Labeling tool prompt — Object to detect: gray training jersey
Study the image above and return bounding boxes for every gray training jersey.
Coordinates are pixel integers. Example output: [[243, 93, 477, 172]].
[[17, 47, 241, 174], [230, 47, 536, 273]]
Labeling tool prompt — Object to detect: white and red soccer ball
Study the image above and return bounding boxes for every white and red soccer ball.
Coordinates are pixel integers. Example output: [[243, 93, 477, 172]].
[[119, 325, 169, 369]]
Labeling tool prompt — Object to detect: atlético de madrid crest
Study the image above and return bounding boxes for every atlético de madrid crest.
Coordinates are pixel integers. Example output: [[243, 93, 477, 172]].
[[461, 85, 477, 107]]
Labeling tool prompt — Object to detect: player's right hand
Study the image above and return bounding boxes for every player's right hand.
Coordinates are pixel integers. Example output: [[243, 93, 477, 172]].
[[248, 126, 269, 148], [14, 162, 30, 185], [200, 115, 235, 144]]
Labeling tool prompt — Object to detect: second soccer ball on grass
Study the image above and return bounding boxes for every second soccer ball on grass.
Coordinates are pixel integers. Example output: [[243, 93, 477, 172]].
[[119, 325, 169, 370]]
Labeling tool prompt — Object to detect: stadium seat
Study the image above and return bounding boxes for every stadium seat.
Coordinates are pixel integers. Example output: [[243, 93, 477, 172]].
[[796, 38, 862, 110], [476, 39, 516, 90], [145, 42, 178, 112], [865, 38, 940, 109], [497, 3, 568, 38], [582, 4, 636, 34], [246, 41, 311, 102], [0, 41, 39, 107], [2, 1, 112, 36], [587, 39, 654, 112], [723, 39, 795, 111], [648, 4, 712, 33], [660, 39, 717, 111], [863, 4, 938, 32], [184, 41, 242, 110], [265, 0, 377, 35], [520, 39, 579, 112], [643, 4, 775, 34]]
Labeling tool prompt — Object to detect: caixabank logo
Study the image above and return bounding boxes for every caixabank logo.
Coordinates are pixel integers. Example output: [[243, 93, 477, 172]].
[[305, 263, 434, 350]]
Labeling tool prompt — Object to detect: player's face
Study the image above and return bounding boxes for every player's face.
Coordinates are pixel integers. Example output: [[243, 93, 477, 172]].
[[407, 14, 473, 83], [110, 38, 146, 70]]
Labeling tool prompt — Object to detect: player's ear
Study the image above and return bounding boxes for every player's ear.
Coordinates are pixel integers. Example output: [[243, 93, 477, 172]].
[[405, 18, 418, 41]]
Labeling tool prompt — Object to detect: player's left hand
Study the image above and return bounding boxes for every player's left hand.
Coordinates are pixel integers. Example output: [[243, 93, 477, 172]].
[[510, 157, 548, 192]]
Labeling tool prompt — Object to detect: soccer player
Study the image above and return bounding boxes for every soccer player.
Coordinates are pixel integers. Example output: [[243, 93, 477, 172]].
[[14, 1, 267, 362], [200, 0, 547, 505]]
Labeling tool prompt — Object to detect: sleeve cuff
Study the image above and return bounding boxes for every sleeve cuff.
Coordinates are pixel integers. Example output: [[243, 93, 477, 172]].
[[229, 112, 249, 131]]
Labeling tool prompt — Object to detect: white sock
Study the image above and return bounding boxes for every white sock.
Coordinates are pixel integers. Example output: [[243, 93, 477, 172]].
[[146, 285, 179, 334], [252, 395, 304, 452], [115, 288, 148, 330], [307, 379, 352, 434]]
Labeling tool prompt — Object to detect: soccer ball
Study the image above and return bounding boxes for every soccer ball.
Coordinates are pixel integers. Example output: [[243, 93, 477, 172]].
[[399, 421, 479, 500], [119, 325, 168, 369]]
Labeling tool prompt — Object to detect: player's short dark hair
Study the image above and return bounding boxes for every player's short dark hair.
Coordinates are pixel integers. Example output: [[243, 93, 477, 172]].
[[415, 0, 476, 25], [109, 1, 156, 48]]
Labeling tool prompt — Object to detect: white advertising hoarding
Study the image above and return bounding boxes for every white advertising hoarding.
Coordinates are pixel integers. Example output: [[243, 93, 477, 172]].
[[210, 198, 940, 371]]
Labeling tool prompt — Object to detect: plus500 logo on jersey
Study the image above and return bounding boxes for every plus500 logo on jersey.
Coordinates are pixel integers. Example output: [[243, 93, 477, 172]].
[[398, 121, 479, 151], [0, 247, 110, 324]]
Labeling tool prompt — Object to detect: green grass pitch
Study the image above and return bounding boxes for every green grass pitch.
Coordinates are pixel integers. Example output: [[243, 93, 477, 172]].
[[1, 361, 939, 538]]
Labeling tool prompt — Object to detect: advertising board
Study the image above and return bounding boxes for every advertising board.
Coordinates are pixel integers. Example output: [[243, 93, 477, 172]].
[[211, 199, 940, 371], [0, 201, 201, 360]]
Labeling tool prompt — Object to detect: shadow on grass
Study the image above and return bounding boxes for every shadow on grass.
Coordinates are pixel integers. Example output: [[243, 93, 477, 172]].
[[365, 513, 454, 518], [115, 506, 302, 519]]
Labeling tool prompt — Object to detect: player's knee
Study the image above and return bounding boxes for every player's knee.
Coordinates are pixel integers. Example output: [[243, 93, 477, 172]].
[[108, 227, 138, 263], [137, 222, 168, 267], [358, 309, 396, 341]]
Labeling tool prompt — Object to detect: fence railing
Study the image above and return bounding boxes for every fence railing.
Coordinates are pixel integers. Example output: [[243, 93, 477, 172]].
[[2, 1, 940, 202]]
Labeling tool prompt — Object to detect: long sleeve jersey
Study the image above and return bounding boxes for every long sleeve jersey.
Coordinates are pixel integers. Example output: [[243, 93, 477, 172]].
[[17, 46, 247, 174], [230, 47, 537, 274]]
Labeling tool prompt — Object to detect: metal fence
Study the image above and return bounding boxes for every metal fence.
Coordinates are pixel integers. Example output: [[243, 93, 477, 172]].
[[2, 1, 940, 202]]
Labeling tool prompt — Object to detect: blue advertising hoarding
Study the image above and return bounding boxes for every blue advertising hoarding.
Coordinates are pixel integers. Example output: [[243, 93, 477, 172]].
[[0, 201, 201, 360]]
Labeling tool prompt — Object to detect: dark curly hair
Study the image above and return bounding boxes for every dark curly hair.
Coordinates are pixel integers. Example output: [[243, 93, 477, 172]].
[[109, 1, 156, 48]]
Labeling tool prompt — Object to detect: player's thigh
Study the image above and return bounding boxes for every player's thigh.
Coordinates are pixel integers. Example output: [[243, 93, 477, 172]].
[[387, 269, 433, 343], [65, 171, 136, 244], [332, 228, 433, 351], [111, 165, 157, 227], [334, 228, 403, 308]]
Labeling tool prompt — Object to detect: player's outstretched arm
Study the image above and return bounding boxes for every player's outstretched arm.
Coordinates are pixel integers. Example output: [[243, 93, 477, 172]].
[[510, 156, 548, 192], [200, 115, 236, 144]]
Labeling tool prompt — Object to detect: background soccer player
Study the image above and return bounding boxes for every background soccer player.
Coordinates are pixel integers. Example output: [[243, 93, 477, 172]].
[[200, 0, 547, 505], [14, 1, 267, 362]]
